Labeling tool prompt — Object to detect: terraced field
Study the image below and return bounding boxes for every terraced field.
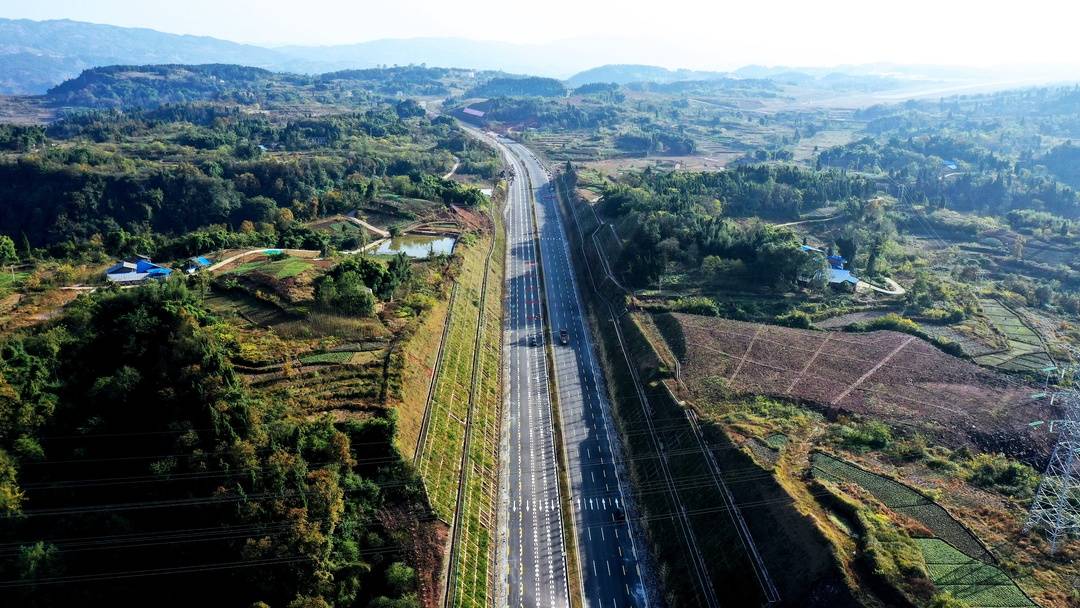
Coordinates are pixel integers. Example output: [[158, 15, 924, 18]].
[[527, 131, 618, 161], [811, 452, 992, 562], [973, 299, 1055, 373], [204, 291, 291, 327], [916, 539, 1035, 607], [247, 356, 386, 412]]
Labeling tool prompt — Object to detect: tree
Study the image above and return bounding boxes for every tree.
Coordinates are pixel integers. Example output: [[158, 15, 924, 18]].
[[836, 232, 859, 270], [315, 276, 338, 309], [1011, 235, 1025, 260], [386, 562, 416, 596], [277, 207, 296, 228], [0, 236, 17, 278], [17, 541, 62, 580], [335, 271, 375, 316], [865, 236, 887, 277]]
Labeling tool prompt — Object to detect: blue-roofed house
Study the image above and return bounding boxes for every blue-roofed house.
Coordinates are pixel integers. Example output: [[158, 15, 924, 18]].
[[183, 256, 212, 274], [800, 245, 859, 290], [105, 256, 173, 284]]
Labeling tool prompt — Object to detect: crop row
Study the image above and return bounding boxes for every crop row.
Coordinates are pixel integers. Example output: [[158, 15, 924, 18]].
[[300, 351, 356, 365], [915, 539, 1034, 607], [811, 453, 992, 562]]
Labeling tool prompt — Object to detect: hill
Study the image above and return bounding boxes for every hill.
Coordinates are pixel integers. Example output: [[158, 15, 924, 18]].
[[564, 63, 732, 87], [0, 18, 302, 94], [31, 63, 497, 111]]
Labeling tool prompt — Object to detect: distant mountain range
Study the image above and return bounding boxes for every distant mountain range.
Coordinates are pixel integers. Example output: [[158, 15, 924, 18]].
[[0, 19, 614, 94], [0, 18, 305, 94], [2, 18, 1077, 96]]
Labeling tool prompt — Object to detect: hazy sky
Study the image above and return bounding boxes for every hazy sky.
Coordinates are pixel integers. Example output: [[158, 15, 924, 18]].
[[3, 0, 1078, 69]]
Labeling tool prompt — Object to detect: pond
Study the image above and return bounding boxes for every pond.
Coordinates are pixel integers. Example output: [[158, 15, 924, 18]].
[[374, 235, 456, 259]]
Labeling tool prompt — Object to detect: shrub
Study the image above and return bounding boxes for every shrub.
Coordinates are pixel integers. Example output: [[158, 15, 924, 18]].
[[859, 511, 929, 586], [928, 592, 971, 608], [836, 420, 893, 452], [672, 296, 719, 316], [887, 434, 928, 463], [850, 313, 921, 334], [963, 453, 1039, 498], [775, 310, 812, 329]]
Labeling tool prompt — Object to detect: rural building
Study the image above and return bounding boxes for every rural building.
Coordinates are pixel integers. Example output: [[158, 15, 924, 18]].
[[183, 256, 212, 274], [104, 255, 173, 284], [801, 245, 859, 289], [462, 107, 485, 118]]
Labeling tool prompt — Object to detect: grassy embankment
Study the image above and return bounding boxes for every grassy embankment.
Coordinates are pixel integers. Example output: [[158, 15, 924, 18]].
[[451, 205, 505, 608], [416, 229, 492, 520]]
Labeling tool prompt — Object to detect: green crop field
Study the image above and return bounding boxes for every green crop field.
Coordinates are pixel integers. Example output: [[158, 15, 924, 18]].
[[811, 453, 992, 562], [915, 539, 1035, 607], [973, 299, 1054, 373], [300, 351, 357, 365], [227, 256, 315, 280]]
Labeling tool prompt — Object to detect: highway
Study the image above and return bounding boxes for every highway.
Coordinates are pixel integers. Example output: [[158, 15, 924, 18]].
[[496, 132, 648, 608], [499, 134, 572, 608]]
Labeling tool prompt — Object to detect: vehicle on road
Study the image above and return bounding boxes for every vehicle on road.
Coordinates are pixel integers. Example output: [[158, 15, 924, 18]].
[[559, 328, 569, 344]]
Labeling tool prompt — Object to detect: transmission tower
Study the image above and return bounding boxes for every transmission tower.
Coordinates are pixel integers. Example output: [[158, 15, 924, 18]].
[[1025, 351, 1080, 553]]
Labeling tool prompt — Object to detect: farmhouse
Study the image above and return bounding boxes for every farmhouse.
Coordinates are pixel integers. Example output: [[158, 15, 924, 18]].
[[800, 245, 859, 289], [104, 255, 173, 284], [183, 256, 212, 274]]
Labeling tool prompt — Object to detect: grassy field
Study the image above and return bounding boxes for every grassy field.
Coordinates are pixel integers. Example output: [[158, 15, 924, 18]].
[[417, 233, 491, 521], [226, 256, 315, 279], [915, 539, 1035, 607], [393, 290, 450, 460], [451, 209, 504, 608]]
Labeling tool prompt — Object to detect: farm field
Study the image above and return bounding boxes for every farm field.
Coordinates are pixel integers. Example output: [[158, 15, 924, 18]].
[[916, 539, 1036, 608], [973, 299, 1055, 373], [225, 256, 316, 280], [655, 312, 1051, 455], [526, 130, 619, 162], [811, 452, 992, 563]]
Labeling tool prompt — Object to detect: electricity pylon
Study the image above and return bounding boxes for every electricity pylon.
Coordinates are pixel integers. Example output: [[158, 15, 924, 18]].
[[1025, 352, 1080, 554]]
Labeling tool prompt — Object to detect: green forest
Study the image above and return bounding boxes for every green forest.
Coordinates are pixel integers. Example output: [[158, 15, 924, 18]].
[[0, 283, 435, 607]]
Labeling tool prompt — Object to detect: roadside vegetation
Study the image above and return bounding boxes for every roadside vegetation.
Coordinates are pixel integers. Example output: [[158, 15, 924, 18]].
[[450, 204, 506, 608]]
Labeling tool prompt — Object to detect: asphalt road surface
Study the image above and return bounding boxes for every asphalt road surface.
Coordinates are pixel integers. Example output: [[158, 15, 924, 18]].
[[498, 135, 648, 608], [500, 136, 572, 608]]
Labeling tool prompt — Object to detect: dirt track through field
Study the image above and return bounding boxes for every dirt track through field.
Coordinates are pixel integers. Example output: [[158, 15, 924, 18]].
[[832, 336, 915, 405]]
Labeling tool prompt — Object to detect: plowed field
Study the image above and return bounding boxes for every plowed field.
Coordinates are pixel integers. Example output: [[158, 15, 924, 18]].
[[659, 313, 1055, 458]]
